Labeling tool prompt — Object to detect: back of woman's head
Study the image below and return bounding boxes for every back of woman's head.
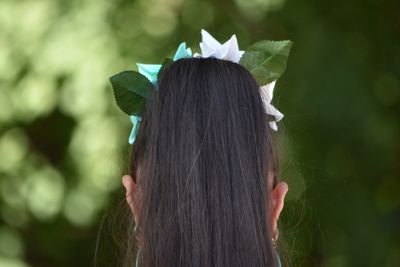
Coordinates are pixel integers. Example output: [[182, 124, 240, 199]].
[[130, 57, 279, 267]]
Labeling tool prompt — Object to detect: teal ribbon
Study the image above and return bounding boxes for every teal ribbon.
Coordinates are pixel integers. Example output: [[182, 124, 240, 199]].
[[173, 42, 192, 61], [136, 64, 162, 85], [135, 247, 140, 267], [276, 250, 282, 267], [129, 115, 142, 145], [128, 42, 192, 144]]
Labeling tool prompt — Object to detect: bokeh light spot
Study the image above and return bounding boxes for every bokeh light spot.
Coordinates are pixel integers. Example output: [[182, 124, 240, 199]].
[[0, 129, 28, 174], [0, 257, 30, 267], [0, 227, 24, 257], [24, 166, 65, 221], [234, 0, 285, 19], [63, 188, 98, 226], [142, 6, 177, 37]]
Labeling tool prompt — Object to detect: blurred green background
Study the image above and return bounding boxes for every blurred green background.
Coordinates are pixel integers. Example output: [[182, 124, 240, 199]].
[[0, 0, 399, 266]]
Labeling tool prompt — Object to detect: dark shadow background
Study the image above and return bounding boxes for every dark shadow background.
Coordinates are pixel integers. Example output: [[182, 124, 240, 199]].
[[0, 0, 399, 266]]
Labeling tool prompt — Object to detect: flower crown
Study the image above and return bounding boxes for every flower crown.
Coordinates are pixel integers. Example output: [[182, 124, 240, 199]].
[[110, 29, 292, 144]]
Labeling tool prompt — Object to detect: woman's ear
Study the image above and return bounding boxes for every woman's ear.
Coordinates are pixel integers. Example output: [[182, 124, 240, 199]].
[[268, 173, 289, 232], [122, 175, 141, 223]]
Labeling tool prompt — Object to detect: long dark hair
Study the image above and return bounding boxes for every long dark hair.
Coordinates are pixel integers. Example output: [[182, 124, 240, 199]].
[[127, 57, 280, 267]]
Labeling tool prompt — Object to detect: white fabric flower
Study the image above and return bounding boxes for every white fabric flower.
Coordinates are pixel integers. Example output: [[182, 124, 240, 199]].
[[197, 29, 284, 131], [260, 81, 284, 131], [197, 29, 244, 63]]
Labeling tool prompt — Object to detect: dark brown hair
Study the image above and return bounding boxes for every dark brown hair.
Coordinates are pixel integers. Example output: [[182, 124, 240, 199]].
[[126, 57, 280, 267]]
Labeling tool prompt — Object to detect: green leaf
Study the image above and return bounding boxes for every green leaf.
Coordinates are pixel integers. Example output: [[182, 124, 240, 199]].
[[240, 40, 293, 85], [157, 58, 173, 82], [109, 71, 154, 116]]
